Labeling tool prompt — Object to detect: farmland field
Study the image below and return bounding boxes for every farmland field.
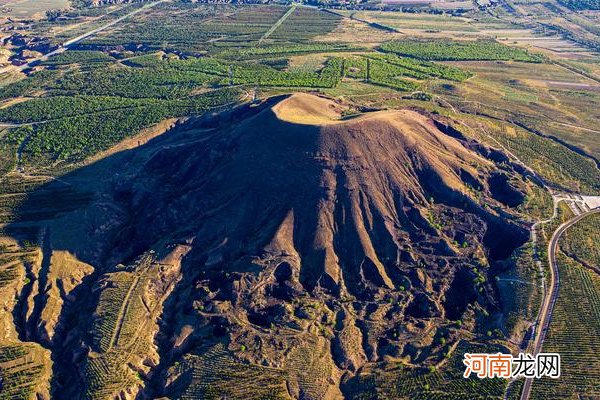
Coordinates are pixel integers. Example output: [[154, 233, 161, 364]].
[[531, 250, 600, 399], [560, 213, 600, 271]]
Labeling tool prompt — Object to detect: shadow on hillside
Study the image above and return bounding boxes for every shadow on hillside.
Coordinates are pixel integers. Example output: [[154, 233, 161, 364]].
[[3, 97, 286, 399]]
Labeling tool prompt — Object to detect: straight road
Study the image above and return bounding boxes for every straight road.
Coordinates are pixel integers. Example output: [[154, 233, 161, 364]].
[[0, 0, 169, 74], [258, 4, 296, 43], [520, 208, 600, 400]]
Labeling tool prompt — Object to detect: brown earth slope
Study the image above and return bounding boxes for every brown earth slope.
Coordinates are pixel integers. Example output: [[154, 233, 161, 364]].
[[4, 93, 531, 399]]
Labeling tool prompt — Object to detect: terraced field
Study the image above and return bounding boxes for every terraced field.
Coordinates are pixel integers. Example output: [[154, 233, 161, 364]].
[[83, 251, 184, 400], [168, 343, 290, 399], [0, 344, 51, 400], [531, 251, 600, 399], [343, 341, 509, 399], [285, 335, 340, 399], [560, 212, 600, 268], [0, 236, 52, 400], [496, 242, 543, 339]]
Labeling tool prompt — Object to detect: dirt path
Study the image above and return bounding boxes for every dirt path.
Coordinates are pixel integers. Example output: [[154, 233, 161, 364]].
[[552, 121, 600, 135], [107, 273, 141, 350], [552, 61, 600, 85]]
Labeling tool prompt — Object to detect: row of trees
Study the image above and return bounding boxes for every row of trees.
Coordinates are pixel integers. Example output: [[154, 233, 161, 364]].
[[365, 53, 472, 81], [381, 39, 543, 62], [5, 88, 241, 161], [558, 0, 600, 10]]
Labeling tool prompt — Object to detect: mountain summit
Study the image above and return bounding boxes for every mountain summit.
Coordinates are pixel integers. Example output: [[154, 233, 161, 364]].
[[12, 93, 530, 399], [125, 92, 526, 294]]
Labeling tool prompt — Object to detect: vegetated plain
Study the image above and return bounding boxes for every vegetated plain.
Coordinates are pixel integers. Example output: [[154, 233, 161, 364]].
[[0, 0, 599, 399], [530, 214, 600, 399]]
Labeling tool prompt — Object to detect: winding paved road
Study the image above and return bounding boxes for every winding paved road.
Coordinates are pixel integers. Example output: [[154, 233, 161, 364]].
[[520, 207, 600, 400]]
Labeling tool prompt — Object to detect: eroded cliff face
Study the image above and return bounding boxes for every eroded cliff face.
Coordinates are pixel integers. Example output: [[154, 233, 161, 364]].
[[0, 237, 53, 400], [3, 93, 530, 399]]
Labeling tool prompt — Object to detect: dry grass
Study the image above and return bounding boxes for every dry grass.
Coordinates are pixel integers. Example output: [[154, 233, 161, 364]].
[[85, 118, 180, 165], [272, 93, 347, 125], [1, 0, 70, 19]]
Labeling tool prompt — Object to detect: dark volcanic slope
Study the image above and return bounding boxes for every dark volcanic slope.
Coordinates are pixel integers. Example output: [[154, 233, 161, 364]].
[[119, 94, 523, 295], [10, 93, 531, 399], [107, 93, 528, 398]]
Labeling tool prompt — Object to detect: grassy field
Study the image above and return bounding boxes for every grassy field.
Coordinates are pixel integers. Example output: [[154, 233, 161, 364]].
[[336, 9, 515, 34], [0, 0, 69, 19]]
